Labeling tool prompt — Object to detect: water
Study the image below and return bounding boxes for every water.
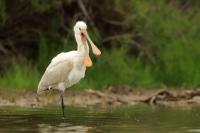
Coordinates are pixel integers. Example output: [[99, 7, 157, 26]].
[[1, 105, 200, 133]]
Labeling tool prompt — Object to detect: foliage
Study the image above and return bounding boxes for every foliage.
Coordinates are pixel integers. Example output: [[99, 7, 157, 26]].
[[0, 59, 40, 90], [0, 0, 6, 25], [130, 0, 200, 87], [75, 46, 159, 89], [160, 37, 200, 87], [0, 0, 199, 90]]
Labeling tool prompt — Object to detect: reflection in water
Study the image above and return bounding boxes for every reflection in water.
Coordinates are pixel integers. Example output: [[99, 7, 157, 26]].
[[37, 123, 93, 133], [1, 105, 200, 133], [187, 129, 200, 133]]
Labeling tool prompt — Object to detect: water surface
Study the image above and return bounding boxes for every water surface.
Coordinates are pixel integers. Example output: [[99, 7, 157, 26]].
[[0, 105, 200, 133]]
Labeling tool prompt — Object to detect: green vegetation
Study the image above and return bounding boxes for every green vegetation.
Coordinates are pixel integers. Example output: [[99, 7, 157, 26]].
[[75, 46, 159, 89], [0, 59, 40, 90], [0, 0, 199, 90]]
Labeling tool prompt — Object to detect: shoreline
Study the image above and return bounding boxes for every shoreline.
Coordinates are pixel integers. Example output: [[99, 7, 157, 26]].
[[1, 87, 200, 108]]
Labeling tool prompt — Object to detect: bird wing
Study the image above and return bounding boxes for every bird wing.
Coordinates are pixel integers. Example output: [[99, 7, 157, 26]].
[[37, 59, 74, 94]]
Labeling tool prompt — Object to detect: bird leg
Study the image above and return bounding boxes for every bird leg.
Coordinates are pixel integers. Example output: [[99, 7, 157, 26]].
[[60, 93, 65, 118]]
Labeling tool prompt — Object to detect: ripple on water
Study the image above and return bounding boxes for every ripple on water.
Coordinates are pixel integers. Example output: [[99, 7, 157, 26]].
[[37, 123, 93, 133], [187, 129, 200, 133], [1, 105, 200, 133]]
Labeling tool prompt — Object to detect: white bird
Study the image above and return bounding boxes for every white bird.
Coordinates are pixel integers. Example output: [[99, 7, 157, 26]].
[[37, 21, 101, 117]]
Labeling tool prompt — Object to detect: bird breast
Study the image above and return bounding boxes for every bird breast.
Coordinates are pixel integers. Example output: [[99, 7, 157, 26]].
[[61, 51, 85, 88], [66, 61, 86, 88], [68, 67, 85, 84]]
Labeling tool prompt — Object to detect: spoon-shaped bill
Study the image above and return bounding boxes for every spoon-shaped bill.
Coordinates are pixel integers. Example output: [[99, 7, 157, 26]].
[[86, 33, 101, 56]]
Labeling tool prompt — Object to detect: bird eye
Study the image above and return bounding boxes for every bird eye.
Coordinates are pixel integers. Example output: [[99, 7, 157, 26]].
[[79, 28, 81, 31]]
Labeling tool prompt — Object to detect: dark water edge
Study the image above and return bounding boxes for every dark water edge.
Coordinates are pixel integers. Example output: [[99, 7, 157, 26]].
[[1, 105, 200, 133]]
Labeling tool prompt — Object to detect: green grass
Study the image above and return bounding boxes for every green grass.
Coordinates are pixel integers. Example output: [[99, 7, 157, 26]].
[[159, 37, 200, 87], [0, 59, 40, 90]]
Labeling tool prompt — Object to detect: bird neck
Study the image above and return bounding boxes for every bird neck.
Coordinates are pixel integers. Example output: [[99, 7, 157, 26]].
[[75, 33, 89, 54]]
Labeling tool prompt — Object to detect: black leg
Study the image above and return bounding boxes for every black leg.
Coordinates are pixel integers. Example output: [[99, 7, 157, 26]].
[[61, 93, 65, 118]]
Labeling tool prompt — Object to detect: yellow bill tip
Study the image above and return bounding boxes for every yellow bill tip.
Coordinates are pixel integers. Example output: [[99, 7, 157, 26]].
[[84, 54, 93, 67], [94, 49, 101, 56]]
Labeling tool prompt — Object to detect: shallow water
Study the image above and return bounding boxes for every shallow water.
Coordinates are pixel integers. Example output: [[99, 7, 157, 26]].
[[1, 105, 200, 133]]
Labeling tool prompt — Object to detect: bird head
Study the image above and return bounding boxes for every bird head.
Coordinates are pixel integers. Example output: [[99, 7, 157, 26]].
[[74, 21, 101, 67]]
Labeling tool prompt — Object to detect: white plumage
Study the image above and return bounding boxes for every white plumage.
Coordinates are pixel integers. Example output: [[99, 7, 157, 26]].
[[37, 21, 101, 117], [37, 51, 86, 93]]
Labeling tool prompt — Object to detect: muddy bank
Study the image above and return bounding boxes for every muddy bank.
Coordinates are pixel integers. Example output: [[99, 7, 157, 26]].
[[1, 87, 200, 108]]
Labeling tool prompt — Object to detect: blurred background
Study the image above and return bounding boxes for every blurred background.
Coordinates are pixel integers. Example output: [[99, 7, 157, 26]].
[[0, 0, 199, 90]]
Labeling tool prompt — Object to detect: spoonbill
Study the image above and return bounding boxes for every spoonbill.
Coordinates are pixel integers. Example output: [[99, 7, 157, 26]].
[[37, 21, 101, 117]]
